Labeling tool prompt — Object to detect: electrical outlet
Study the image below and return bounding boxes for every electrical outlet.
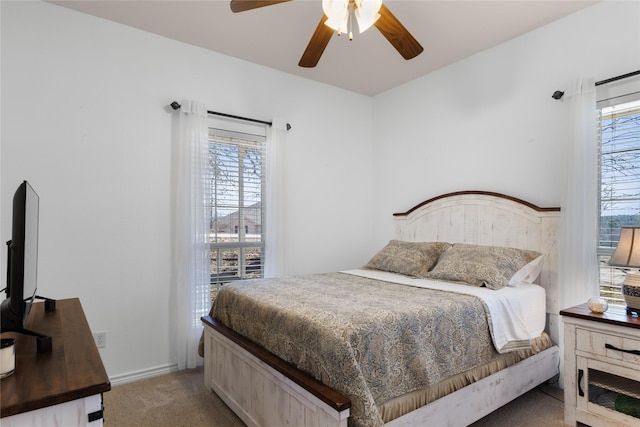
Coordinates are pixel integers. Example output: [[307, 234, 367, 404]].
[[93, 331, 106, 349]]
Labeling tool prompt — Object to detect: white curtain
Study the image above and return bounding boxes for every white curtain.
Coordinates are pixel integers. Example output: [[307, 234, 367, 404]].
[[558, 78, 600, 312], [173, 100, 211, 370], [557, 78, 599, 386], [264, 118, 287, 278]]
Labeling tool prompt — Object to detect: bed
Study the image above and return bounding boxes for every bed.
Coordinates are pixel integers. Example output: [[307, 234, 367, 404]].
[[201, 191, 561, 427]]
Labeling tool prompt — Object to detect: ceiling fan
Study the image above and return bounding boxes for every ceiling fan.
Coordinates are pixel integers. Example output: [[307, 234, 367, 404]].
[[230, 0, 423, 68]]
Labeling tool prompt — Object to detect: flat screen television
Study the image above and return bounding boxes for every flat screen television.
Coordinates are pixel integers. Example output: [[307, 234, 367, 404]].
[[1, 180, 53, 352]]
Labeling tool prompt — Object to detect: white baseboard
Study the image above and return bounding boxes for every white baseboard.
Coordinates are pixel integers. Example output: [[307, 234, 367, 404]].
[[109, 363, 179, 386]]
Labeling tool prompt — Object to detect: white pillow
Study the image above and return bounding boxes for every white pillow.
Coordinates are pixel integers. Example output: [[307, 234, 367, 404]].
[[508, 255, 544, 286]]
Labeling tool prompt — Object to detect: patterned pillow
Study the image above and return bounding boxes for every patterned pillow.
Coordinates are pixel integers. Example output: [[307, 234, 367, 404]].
[[426, 243, 541, 290], [364, 240, 452, 278]]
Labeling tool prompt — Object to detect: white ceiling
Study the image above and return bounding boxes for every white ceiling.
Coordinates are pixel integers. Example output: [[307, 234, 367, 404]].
[[49, 0, 598, 96]]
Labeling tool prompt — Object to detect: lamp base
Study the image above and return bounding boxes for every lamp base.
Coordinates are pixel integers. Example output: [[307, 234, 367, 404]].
[[622, 280, 640, 317]]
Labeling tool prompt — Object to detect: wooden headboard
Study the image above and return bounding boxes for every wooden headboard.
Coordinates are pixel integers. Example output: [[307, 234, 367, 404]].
[[393, 191, 561, 342]]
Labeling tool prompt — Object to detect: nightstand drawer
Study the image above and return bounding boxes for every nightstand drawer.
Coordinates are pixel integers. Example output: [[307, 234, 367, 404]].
[[576, 328, 640, 364]]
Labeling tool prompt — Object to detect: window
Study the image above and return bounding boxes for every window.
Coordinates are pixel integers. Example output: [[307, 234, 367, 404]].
[[597, 76, 640, 304], [208, 125, 266, 301]]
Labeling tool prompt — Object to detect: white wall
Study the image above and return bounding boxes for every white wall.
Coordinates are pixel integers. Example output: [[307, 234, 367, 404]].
[[371, 0, 640, 247], [0, 0, 374, 380]]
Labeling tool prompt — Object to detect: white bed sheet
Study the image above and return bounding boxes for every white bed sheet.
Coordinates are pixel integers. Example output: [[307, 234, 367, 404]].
[[342, 269, 546, 353]]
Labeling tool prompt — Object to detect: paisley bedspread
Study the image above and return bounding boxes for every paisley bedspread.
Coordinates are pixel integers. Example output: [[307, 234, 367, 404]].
[[212, 272, 504, 427]]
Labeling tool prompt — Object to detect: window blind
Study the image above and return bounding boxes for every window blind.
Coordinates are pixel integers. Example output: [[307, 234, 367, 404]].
[[208, 126, 266, 299], [597, 75, 640, 304]]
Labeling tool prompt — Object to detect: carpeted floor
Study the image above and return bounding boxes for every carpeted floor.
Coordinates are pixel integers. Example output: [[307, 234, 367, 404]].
[[103, 367, 244, 427], [103, 366, 565, 426]]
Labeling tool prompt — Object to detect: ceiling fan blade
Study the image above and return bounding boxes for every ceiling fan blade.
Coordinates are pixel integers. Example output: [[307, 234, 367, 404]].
[[374, 4, 423, 60], [230, 0, 292, 13], [298, 16, 334, 68]]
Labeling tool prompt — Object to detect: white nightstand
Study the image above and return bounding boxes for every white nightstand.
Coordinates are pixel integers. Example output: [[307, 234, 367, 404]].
[[561, 304, 640, 427]]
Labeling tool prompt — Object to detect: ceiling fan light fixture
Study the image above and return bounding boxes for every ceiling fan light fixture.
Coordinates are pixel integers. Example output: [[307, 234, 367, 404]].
[[324, 16, 348, 34], [354, 10, 380, 33], [322, 0, 348, 32], [355, 0, 382, 32]]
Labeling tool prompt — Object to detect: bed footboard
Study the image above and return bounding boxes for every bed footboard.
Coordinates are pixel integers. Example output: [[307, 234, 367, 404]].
[[202, 316, 350, 427], [385, 345, 560, 426]]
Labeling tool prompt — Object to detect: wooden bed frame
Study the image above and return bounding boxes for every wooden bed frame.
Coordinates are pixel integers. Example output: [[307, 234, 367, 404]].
[[202, 191, 562, 427]]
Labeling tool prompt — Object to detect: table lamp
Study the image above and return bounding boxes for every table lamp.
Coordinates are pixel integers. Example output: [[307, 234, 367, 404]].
[[608, 226, 640, 315]]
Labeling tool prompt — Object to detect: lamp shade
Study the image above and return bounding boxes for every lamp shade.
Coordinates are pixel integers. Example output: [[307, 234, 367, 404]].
[[355, 0, 382, 33], [608, 227, 640, 268], [322, 0, 349, 32], [323, 0, 382, 34]]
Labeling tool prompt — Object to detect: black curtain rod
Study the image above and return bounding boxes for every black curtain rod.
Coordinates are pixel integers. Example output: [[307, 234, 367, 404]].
[[552, 70, 640, 100], [595, 70, 640, 86], [170, 101, 291, 131]]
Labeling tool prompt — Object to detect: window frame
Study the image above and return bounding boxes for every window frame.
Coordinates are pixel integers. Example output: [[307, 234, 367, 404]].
[[207, 120, 267, 299], [597, 75, 640, 305]]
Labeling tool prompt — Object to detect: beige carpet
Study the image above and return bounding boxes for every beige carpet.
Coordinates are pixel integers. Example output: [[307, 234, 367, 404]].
[[103, 367, 244, 427], [103, 366, 565, 426]]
